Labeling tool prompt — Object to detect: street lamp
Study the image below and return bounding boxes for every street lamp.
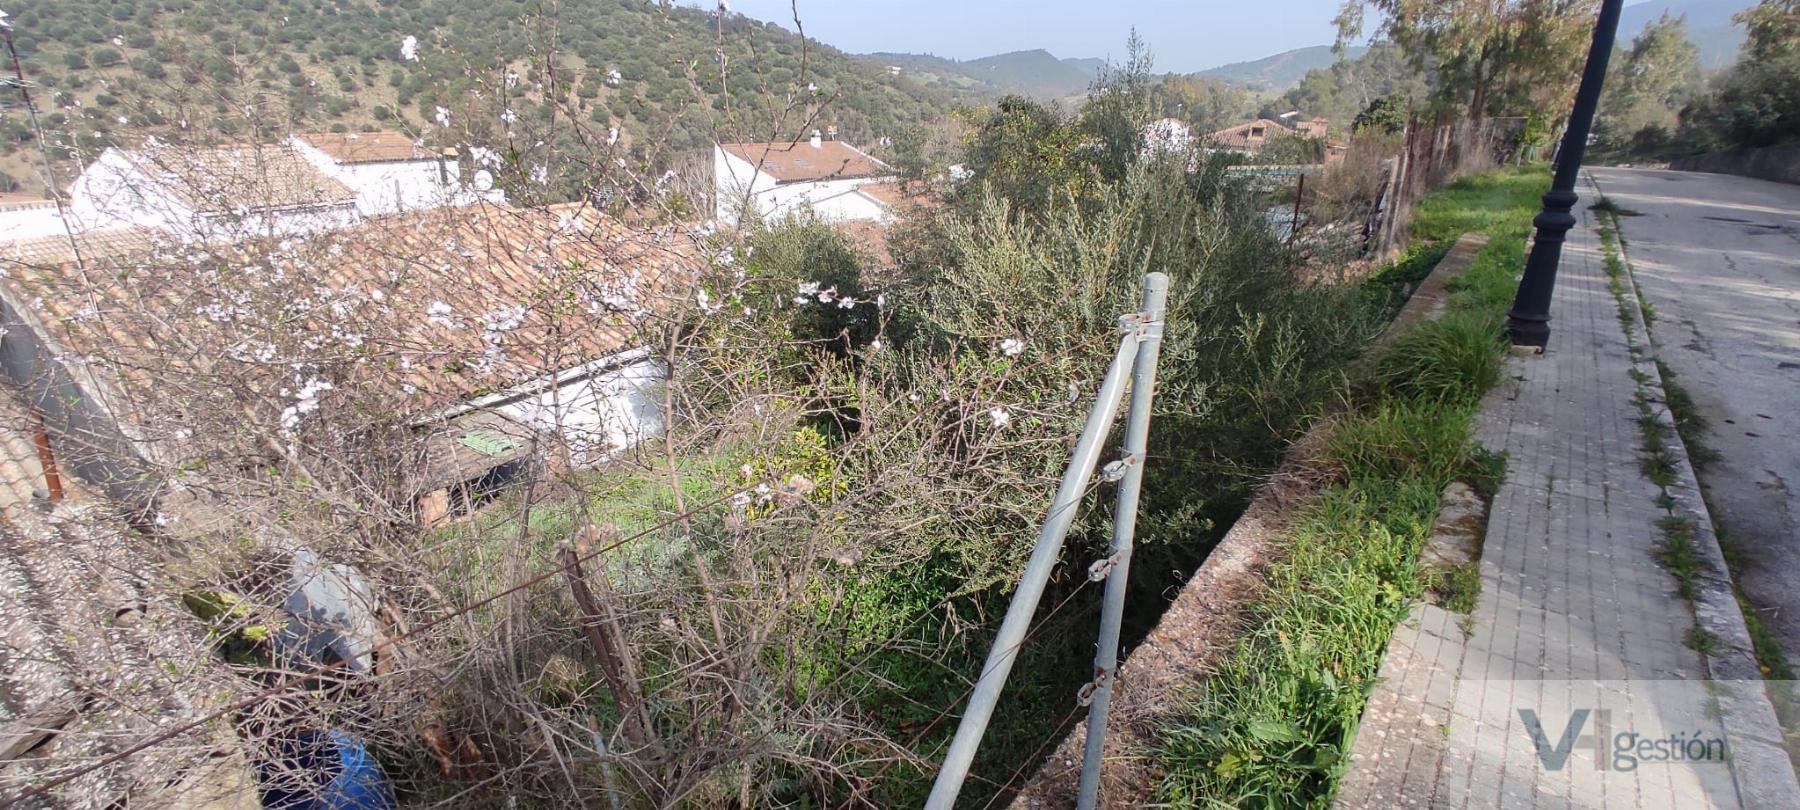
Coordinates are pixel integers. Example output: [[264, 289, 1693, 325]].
[[1505, 0, 1626, 348]]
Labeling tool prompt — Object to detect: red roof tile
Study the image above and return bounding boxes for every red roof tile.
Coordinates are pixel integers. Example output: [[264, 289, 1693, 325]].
[[719, 140, 892, 183], [297, 131, 440, 164], [0, 204, 703, 431]]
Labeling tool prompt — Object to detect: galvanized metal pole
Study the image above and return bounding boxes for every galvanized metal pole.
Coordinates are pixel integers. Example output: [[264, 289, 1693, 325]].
[[1076, 272, 1168, 809], [923, 325, 1141, 810]]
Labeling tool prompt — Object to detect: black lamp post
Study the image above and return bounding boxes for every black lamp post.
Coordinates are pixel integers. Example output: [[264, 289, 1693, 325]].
[[1505, 0, 1626, 348]]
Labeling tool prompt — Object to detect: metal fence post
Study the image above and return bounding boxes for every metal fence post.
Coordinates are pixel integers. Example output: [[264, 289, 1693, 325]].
[[1076, 272, 1167, 808], [923, 321, 1142, 810]]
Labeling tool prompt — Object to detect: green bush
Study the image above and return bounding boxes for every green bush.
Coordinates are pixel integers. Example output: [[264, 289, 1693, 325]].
[[1368, 310, 1505, 406]]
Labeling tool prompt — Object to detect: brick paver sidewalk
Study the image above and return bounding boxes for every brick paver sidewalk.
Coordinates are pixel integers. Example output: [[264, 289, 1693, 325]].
[[1336, 179, 1799, 809]]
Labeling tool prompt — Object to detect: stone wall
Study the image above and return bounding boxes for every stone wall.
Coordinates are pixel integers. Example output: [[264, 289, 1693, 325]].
[[1670, 144, 1800, 185]]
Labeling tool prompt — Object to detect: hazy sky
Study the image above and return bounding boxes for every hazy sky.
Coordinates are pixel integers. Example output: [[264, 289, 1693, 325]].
[[705, 0, 1352, 74]]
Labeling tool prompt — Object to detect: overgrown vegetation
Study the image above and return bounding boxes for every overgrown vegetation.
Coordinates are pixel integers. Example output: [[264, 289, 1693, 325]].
[[1154, 167, 1545, 808], [1595, 0, 1800, 163]]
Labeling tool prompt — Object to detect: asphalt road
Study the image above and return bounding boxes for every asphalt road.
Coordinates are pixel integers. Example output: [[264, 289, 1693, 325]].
[[1588, 166, 1800, 668]]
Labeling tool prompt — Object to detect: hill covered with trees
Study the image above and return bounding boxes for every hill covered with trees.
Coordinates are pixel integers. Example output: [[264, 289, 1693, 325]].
[[0, 0, 959, 195]]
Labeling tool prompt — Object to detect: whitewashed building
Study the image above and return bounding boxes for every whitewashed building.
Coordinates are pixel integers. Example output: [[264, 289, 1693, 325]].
[[1143, 118, 1193, 154], [0, 195, 70, 241], [65, 141, 364, 241], [41, 132, 498, 244], [713, 132, 897, 226], [291, 131, 499, 216]]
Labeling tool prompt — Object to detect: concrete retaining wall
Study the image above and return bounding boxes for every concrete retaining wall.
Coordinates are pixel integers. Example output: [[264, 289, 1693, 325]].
[[1670, 144, 1800, 186]]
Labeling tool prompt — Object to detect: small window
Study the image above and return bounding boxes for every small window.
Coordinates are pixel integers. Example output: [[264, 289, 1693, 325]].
[[1250, 126, 1264, 137]]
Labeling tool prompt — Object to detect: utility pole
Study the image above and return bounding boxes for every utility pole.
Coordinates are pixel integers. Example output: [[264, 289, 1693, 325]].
[[1505, 0, 1625, 348]]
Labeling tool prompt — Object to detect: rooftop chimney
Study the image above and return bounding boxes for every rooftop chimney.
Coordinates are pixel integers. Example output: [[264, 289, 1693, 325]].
[[809, 130, 823, 149], [825, 125, 838, 141]]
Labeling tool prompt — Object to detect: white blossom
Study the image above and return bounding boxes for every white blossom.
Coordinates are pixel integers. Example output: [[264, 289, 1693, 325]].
[[531, 165, 549, 186], [400, 35, 420, 62], [607, 127, 620, 146], [280, 378, 335, 435], [1000, 337, 1026, 357], [730, 491, 751, 510], [988, 406, 1012, 428], [501, 108, 518, 124], [469, 145, 500, 167], [482, 306, 527, 344], [426, 300, 455, 327], [696, 289, 718, 314], [434, 106, 451, 127], [606, 69, 622, 86]]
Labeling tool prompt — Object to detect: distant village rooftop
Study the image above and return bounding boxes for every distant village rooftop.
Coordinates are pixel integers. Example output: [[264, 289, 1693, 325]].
[[116, 141, 359, 212], [295, 131, 441, 164], [718, 137, 892, 183]]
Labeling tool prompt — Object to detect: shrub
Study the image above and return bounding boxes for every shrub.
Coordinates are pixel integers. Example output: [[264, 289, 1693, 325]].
[[1368, 309, 1505, 406]]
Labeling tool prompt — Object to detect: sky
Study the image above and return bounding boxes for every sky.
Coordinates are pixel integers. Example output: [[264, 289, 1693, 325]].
[[700, 0, 1352, 74]]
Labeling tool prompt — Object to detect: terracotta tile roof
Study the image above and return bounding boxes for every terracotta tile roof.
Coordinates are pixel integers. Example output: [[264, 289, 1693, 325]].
[[120, 143, 357, 212], [0, 227, 155, 267], [719, 140, 892, 183], [0, 496, 254, 806], [1205, 118, 1296, 150], [855, 181, 937, 210], [0, 392, 58, 508], [297, 131, 439, 164], [0, 192, 55, 211], [0, 203, 703, 433]]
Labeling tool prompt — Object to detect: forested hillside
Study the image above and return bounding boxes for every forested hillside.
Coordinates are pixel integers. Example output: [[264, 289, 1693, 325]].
[[1196, 44, 1369, 92], [0, 0, 957, 194], [863, 49, 1100, 100]]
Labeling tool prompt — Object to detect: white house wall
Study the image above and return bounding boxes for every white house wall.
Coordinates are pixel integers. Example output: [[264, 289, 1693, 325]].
[[712, 147, 776, 226], [66, 148, 186, 234], [495, 358, 667, 468], [0, 203, 75, 241], [290, 138, 483, 216], [797, 187, 890, 224]]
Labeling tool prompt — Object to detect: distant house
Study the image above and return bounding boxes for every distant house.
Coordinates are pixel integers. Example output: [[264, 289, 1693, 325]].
[[713, 131, 897, 226], [290, 130, 498, 216], [1143, 118, 1193, 154], [1205, 118, 1298, 154], [0, 194, 69, 241], [53, 132, 497, 243], [66, 141, 364, 240], [0, 203, 700, 525]]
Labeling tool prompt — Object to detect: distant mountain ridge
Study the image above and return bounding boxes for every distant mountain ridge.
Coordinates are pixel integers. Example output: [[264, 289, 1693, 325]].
[[862, 49, 1101, 100], [1195, 45, 1370, 92]]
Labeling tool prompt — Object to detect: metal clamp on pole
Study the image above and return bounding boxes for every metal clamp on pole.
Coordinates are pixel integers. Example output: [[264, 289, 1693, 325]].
[[1077, 272, 1169, 809]]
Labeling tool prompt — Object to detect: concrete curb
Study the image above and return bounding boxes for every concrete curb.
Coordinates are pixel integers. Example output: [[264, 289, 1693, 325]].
[[1603, 181, 1800, 807]]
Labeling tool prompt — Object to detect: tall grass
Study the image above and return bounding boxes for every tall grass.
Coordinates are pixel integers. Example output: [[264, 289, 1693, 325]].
[[1154, 166, 1546, 808]]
